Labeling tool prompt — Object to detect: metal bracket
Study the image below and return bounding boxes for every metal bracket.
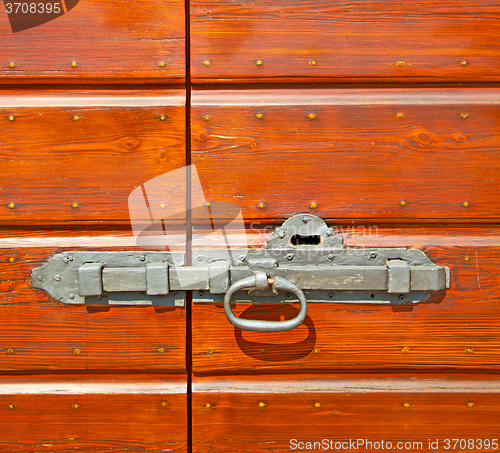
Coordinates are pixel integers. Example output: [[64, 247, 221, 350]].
[[31, 214, 450, 309]]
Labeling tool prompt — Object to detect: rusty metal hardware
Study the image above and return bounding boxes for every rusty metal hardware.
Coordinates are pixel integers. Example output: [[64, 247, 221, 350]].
[[32, 214, 450, 330]]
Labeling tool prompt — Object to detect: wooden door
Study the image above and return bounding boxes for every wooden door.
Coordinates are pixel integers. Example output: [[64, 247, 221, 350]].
[[190, 2, 500, 452], [0, 1, 188, 450]]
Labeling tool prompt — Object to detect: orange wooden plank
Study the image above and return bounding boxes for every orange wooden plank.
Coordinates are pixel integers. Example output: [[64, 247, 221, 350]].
[[0, 0, 185, 83], [193, 375, 500, 453], [0, 374, 187, 452], [192, 227, 500, 374], [191, 0, 500, 84], [192, 88, 500, 223], [0, 89, 185, 225], [0, 233, 186, 371]]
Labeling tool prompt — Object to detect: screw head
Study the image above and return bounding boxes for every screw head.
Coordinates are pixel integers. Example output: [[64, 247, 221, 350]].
[[256, 60, 263, 66], [301, 216, 309, 224], [286, 253, 295, 261], [369, 252, 377, 259], [140, 255, 146, 262], [328, 254, 335, 261], [37, 276, 43, 282], [238, 255, 247, 262], [54, 275, 61, 282]]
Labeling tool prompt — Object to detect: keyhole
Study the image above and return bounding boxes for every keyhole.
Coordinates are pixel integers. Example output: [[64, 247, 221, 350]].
[[290, 234, 321, 246]]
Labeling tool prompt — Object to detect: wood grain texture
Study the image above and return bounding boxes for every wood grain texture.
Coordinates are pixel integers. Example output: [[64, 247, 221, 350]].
[[192, 227, 500, 374], [192, 88, 500, 223], [193, 375, 500, 453], [191, 0, 500, 84], [0, 234, 186, 371], [0, 0, 185, 83], [0, 89, 185, 225], [0, 374, 186, 452]]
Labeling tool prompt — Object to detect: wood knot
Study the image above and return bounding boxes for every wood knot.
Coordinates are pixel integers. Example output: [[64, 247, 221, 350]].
[[118, 137, 140, 151]]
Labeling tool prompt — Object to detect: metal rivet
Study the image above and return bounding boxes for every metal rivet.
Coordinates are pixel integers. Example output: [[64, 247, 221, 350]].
[[465, 347, 474, 354], [207, 349, 214, 356], [54, 275, 61, 282], [72, 203, 79, 208], [397, 112, 405, 118], [257, 202, 266, 209], [8, 258, 14, 263], [286, 253, 295, 261], [203, 115, 211, 121], [37, 276, 43, 282], [205, 201, 211, 207], [71, 61, 78, 68], [309, 60, 316, 66], [371, 141, 376, 145], [308, 113, 316, 119], [140, 255, 146, 262], [256, 60, 263, 66], [314, 402, 321, 408], [463, 255, 470, 262], [302, 216, 309, 223], [396, 61, 405, 66], [72, 403, 80, 409], [328, 254, 335, 261], [401, 346, 410, 353], [460, 113, 468, 119], [403, 402, 412, 408], [203, 60, 211, 66], [258, 402, 266, 407], [69, 293, 75, 300], [278, 230, 286, 239], [256, 113, 264, 119], [238, 255, 247, 262], [161, 401, 169, 407], [158, 61, 166, 67], [399, 200, 406, 206], [369, 252, 377, 259], [8, 116, 15, 121], [463, 201, 470, 207], [310, 202, 318, 209], [9, 63, 15, 68], [160, 203, 167, 209], [197, 256, 204, 262], [8, 404, 15, 410], [205, 403, 212, 408], [72, 116, 81, 121], [72, 348, 81, 355], [6, 349, 14, 354], [259, 348, 266, 353], [313, 348, 320, 354], [326, 228, 333, 237], [460, 60, 468, 66], [157, 347, 165, 353], [159, 115, 167, 121], [466, 401, 475, 408]]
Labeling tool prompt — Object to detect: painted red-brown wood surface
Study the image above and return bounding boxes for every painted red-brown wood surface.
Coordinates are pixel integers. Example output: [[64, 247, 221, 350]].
[[191, 0, 500, 84], [0, 0, 185, 83], [0, 374, 187, 452], [193, 375, 500, 453], [0, 89, 185, 225], [192, 227, 500, 374], [0, 232, 186, 371], [192, 88, 500, 223]]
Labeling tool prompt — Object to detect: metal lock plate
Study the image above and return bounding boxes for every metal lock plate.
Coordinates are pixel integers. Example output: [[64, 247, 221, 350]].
[[31, 214, 450, 309]]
